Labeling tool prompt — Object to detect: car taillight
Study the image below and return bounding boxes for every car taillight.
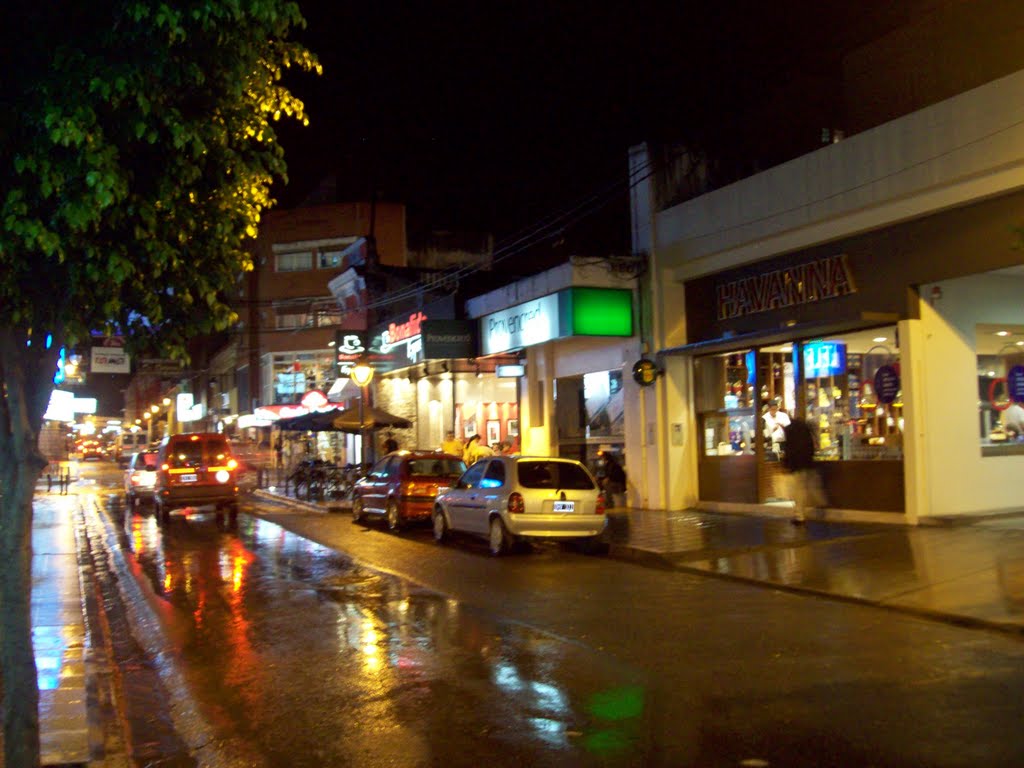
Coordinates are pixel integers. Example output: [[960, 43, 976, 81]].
[[596, 494, 606, 515], [508, 492, 524, 514], [227, 458, 238, 471]]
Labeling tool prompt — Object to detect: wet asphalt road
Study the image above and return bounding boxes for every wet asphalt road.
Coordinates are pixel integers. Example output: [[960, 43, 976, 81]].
[[80, 462, 1024, 767]]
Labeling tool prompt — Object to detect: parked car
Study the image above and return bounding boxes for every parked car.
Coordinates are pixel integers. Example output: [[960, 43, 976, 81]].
[[153, 433, 240, 524], [433, 455, 608, 555], [352, 451, 466, 531], [123, 450, 159, 511]]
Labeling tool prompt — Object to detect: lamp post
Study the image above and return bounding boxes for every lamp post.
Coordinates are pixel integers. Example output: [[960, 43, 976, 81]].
[[350, 358, 374, 465]]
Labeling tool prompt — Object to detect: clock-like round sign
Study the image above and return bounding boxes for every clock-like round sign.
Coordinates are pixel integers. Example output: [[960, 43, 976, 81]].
[[632, 359, 659, 386]]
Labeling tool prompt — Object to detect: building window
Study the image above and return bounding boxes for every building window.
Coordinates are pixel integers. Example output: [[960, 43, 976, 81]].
[[693, 327, 903, 462], [978, 324, 1024, 454], [267, 352, 336, 405], [276, 251, 313, 272], [794, 327, 902, 461], [276, 312, 312, 329], [695, 351, 757, 458], [318, 250, 345, 269]]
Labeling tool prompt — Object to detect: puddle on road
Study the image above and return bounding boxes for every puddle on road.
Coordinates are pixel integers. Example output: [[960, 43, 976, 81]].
[[108, 501, 652, 767]]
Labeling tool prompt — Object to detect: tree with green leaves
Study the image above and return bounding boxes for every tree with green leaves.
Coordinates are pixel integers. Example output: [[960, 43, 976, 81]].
[[0, 2, 319, 764]]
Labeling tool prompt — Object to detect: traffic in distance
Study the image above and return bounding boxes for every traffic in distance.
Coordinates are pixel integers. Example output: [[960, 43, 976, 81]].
[[118, 433, 613, 556]]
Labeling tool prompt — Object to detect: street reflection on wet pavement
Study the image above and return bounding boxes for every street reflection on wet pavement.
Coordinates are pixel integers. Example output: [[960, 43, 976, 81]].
[[116, 508, 650, 767]]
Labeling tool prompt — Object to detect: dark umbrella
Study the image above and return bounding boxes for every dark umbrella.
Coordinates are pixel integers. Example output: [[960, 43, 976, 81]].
[[330, 406, 411, 432], [276, 407, 346, 431]]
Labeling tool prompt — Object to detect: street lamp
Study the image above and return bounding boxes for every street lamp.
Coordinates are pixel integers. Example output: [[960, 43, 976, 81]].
[[350, 358, 374, 465]]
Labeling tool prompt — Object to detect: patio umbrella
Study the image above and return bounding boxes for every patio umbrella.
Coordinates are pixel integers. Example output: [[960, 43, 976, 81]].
[[330, 405, 412, 432], [276, 407, 346, 431]]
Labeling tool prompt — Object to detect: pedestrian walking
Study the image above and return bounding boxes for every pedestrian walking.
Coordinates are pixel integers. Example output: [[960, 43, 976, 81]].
[[383, 435, 399, 454], [781, 417, 825, 524]]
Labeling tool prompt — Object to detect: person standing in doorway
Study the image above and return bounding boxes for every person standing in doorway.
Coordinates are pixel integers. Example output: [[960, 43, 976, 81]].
[[762, 397, 790, 459]]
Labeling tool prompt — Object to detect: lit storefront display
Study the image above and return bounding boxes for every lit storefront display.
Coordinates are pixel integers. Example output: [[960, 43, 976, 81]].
[[684, 245, 908, 512], [476, 283, 637, 473]]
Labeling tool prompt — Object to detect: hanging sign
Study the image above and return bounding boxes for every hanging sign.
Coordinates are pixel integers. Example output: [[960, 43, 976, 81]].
[[874, 365, 900, 405]]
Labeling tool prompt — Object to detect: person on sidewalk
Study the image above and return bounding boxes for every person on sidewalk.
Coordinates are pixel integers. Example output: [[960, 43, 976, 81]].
[[463, 434, 493, 465], [782, 417, 825, 524], [601, 452, 627, 508], [441, 430, 463, 457]]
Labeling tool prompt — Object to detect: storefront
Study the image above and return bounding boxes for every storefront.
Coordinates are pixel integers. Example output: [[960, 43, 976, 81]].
[[358, 299, 520, 453], [473, 281, 640, 487], [674, 189, 1024, 519]]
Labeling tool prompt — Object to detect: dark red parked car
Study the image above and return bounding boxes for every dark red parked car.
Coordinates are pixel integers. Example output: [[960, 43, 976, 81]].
[[351, 450, 466, 531]]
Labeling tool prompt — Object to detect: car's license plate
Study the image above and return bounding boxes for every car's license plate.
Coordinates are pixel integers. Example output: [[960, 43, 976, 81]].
[[553, 501, 575, 513], [179, 473, 197, 483]]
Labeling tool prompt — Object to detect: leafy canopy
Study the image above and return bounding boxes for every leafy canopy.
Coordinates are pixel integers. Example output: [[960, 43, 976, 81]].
[[0, 0, 321, 359]]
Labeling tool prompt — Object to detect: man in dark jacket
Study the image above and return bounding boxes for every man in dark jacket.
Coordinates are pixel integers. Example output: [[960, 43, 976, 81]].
[[782, 418, 824, 523]]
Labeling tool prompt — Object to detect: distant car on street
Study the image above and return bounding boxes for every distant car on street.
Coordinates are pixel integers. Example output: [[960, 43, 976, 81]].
[[433, 455, 608, 555], [123, 450, 159, 511], [352, 451, 466, 531]]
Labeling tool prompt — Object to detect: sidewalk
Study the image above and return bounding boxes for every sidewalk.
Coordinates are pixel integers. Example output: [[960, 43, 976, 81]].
[[255, 485, 1024, 635], [30, 492, 92, 766]]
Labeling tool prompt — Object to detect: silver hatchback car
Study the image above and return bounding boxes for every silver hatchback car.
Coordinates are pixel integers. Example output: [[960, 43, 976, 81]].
[[433, 455, 608, 555]]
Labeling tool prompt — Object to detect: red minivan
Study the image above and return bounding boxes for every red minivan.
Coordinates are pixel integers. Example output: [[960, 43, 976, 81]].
[[154, 433, 239, 523]]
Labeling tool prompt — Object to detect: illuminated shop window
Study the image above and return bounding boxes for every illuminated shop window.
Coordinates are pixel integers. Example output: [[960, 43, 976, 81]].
[[977, 324, 1024, 455]]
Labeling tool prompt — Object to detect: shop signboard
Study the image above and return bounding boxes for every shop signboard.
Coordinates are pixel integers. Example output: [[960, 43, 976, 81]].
[[1008, 365, 1024, 403], [803, 341, 847, 379], [333, 331, 368, 375], [874, 364, 900, 404], [480, 288, 633, 355], [421, 320, 475, 359], [91, 345, 130, 374]]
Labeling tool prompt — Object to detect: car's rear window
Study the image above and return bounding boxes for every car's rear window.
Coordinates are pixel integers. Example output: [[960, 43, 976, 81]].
[[408, 458, 466, 477], [516, 461, 595, 490], [166, 438, 230, 468], [139, 452, 158, 470]]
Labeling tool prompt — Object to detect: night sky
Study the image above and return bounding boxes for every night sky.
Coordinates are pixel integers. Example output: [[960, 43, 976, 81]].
[[275, 0, 916, 248]]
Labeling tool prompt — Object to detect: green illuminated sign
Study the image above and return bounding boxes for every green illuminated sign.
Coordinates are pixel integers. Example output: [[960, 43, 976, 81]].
[[563, 287, 633, 337]]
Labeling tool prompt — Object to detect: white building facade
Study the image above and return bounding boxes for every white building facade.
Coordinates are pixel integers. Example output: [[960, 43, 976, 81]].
[[639, 68, 1024, 523]]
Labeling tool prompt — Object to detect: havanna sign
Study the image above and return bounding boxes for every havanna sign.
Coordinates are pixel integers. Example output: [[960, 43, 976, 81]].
[[716, 254, 856, 321]]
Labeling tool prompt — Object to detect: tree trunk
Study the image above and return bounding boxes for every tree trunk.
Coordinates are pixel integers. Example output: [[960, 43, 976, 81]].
[[0, 327, 57, 768], [0, 461, 40, 768]]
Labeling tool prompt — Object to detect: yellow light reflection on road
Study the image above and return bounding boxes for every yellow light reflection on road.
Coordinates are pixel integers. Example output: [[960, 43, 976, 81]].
[[361, 620, 383, 672]]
